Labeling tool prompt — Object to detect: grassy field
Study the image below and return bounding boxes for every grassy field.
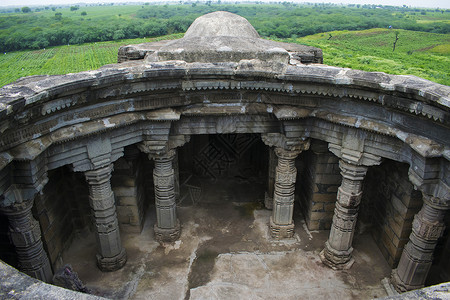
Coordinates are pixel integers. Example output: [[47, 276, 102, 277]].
[[288, 28, 450, 85], [0, 29, 448, 87], [0, 34, 183, 87]]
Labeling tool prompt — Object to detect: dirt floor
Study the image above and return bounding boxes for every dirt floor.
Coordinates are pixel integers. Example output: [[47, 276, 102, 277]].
[[63, 177, 391, 300]]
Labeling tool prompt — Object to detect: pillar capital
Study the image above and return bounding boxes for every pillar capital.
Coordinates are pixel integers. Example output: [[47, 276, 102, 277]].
[[261, 133, 309, 153], [84, 164, 113, 184], [0, 197, 34, 216], [274, 147, 302, 160], [338, 160, 368, 181], [422, 193, 450, 210], [151, 149, 176, 161], [138, 134, 189, 159]]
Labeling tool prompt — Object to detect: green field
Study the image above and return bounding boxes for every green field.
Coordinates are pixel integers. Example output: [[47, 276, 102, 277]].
[[0, 34, 183, 87], [288, 29, 450, 85], [1, 28, 448, 87]]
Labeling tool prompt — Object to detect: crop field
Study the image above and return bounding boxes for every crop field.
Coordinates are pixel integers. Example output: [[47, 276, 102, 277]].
[[0, 27, 449, 87], [0, 34, 183, 87], [288, 28, 450, 85]]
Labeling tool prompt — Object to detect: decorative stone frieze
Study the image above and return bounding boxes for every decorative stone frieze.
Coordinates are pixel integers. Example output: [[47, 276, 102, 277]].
[[151, 149, 181, 243], [320, 160, 368, 269], [270, 147, 303, 239], [391, 194, 448, 292], [0, 199, 53, 282], [84, 164, 127, 271], [264, 147, 277, 210]]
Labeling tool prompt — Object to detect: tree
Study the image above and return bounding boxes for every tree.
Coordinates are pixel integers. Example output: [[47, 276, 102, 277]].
[[392, 31, 399, 52], [70, 6, 79, 11], [21, 7, 31, 13], [81, 11, 87, 16]]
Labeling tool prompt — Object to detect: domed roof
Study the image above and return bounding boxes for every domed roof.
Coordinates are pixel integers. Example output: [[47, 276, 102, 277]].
[[184, 11, 260, 39], [118, 11, 323, 65]]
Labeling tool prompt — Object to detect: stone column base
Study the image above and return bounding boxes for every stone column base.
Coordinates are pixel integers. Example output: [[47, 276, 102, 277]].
[[320, 242, 354, 270], [154, 219, 181, 243], [270, 216, 294, 239], [23, 257, 53, 283], [390, 269, 424, 293], [264, 192, 273, 210], [97, 248, 127, 272]]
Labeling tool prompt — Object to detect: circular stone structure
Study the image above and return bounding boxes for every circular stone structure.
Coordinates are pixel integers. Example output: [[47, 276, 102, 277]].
[[0, 10, 449, 300], [184, 11, 260, 39]]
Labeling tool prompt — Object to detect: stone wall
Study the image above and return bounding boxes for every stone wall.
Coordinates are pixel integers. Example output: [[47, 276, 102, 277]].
[[33, 167, 91, 270], [298, 140, 341, 230], [362, 161, 423, 267], [111, 151, 147, 233], [179, 134, 267, 180]]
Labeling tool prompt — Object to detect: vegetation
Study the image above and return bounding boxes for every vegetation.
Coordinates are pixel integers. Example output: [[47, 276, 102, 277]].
[[0, 34, 182, 87], [0, 3, 448, 52], [286, 28, 450, 85], [0, 28, 448, 87], [0, 3, 448, 87]]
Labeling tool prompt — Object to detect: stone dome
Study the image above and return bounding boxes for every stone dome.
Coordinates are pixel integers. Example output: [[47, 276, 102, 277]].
[[184, 11, 260, 39], [119, 11, 323, 64]]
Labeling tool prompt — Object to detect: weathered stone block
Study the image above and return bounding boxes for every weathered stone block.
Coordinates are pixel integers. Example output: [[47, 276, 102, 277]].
[[312, 193, 337, 203], [391, 195, 408, 217], [388, 217, 413, 240], [314, 163, 337, 174], [381, 231, 401, 261], [326, 185, 339, 193], [324, 202, 336, 212], [116, 207, 130, 224], [116, 196, 138, 207], [113, 186, 138, 197], [111, 176, 136, 187], [310, 202, 324, 211], [310, 211, 334, 221], [315, 174, 342, 184]]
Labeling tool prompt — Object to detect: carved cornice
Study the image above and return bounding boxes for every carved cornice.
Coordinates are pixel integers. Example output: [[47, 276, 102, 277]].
[[0, 64, 448, 175]]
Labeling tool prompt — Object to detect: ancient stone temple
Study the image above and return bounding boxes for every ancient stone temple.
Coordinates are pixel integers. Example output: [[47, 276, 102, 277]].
[[0, 11, 449, 299]]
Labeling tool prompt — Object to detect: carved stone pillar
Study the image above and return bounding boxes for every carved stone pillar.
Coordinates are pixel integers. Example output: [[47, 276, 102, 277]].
[[85, 164, 127, 271], [173, 150, 180, 202], [320, 160, 368, 269], [152, 149, 180, 243], [391, 195, 447, 292], [264, 147, 277, 210], [0, 199, 53, 282], [270, 147, 302, 239]]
